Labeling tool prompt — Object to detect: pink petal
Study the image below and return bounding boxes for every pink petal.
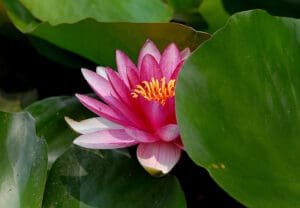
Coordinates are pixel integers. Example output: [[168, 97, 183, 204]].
[[164, 97, 176, 123], [138, 39, 161, 70], [160, 43, 181, 81], [136, 97, 167, 130], [73, 129, 139, 149], [105, 67, 132, 106], [156, 124, 179, 142], [116, 50, 137, 87], [76, 94, 132, 126], [126, 66, 140, 89], [180, 48, 191, 60], [81, 68, 139, 120], [140, 54, 162, 81], [105, 95, 146, 130], [170, 60, 184, 80], [81, 68, 116, 100], [82, 68, 131, 112], [125, 128, 159, 143], [65, 116, 122, 134], [137, 142, 181, 176], [173, 138, 184, 150]]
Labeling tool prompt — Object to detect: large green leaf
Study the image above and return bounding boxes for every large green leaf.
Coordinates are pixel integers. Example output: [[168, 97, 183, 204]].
[[0, 111, 47, 207], [20, 0, 172, 24], [176, 10, 300, 207], [32, 21, 210, 67], [43, 146, 186, 208], [3, 0, 210, 68], [25, 96, 94, 168]]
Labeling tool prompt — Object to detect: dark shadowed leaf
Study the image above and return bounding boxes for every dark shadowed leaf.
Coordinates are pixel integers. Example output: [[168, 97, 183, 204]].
[[167, 0, 205, 30], [43, 146, 186, 208], [223, 0, 300, 18]]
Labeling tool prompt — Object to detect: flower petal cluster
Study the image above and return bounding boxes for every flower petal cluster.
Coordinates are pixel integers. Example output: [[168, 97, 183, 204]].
[[66, 39, 190, 176]]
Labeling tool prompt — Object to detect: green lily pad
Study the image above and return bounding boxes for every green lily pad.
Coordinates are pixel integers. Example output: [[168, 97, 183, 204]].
[[176, 10, 300, 207], [25, 96, 94, 168], [0, 111, 47, 207], [20, 0, 172, 25], [43, 146, 186, 208], [32, 21, 210, 68], [3, 0, 210, 68]]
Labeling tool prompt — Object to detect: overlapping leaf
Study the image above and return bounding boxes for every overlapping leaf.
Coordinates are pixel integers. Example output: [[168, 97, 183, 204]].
[[2, 0, 210, 68]]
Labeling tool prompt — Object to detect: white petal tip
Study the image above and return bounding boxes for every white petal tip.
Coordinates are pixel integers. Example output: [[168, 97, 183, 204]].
[[115, 49, 123, 55], [65, 116, 122, 134], [73, 138, 80, 145], [81, 68, 97, 81], [181, 48, 191, 60], [96, 66, 108, 80], [81, 68, 90, 74], [64, 116, 80, 133], [72, 137, 94, 149]]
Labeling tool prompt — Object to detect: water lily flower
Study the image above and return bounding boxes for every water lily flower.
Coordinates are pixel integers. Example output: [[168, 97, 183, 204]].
[[65, 39, 190, 176]]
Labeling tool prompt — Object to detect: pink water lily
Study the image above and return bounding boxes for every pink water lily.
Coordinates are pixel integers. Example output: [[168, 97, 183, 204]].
[[65, 39, 190, 176]]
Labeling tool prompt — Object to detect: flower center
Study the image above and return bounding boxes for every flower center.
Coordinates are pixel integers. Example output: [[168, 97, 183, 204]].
[[131, 77, 176, 105]]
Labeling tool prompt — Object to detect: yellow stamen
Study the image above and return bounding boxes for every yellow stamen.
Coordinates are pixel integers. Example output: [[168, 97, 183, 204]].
[[131, 77, 176, 105]]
